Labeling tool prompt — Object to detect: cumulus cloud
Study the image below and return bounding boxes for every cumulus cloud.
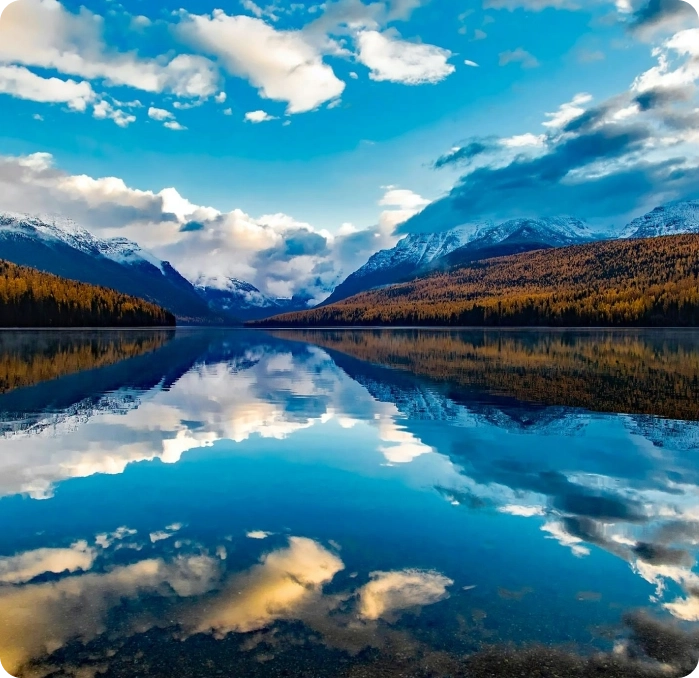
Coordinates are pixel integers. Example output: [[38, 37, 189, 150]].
[[164, 120, 187, 131], [0, 553, 221, 675], [92, 100, 136, 127], [357, 569, 453, 620], [177, 11, 345, 113], [186, 537, 344, 635], [148, 107, 175, 121], [0, 541, 96, 584], [0, 65, 95, 110], [0, 152, 427, 301], [0, 0, 219, 108], [244, 109, 277, 122], [355, 29, 455, 84], [0, 0, 458, 121]]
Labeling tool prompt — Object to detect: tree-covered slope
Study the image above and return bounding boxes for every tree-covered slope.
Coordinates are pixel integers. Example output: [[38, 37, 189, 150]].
[[250, 235, 699, 328], [0, 259, 176, 327]]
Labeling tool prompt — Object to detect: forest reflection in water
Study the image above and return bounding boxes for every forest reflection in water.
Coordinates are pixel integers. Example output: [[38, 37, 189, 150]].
[[272, 328, 699, 421], [0, 328, 697, 678]]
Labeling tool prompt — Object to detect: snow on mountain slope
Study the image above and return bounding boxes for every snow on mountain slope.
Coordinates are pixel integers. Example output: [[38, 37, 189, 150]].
[[0, 212, 166, 271], [0, 212, 221, 323], [195, 275, 313, 321], [622, 201, 699, 238], [360, 225, 484, 275], [322, 217, 596, 306], [470, 216, 596, 249], [321, 224, 487, 305]]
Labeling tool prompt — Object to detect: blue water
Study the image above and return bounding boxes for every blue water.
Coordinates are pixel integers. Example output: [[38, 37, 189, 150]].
[[0, 328, 697, 677]]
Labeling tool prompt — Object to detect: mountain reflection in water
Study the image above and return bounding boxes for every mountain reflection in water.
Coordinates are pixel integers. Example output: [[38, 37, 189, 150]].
[[0, 328, 697, 678]]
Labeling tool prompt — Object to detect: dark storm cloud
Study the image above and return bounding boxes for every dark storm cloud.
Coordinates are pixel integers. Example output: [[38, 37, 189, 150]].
[[433, 140, 494, 169], [254, 229, 329, 264], [555, 490, 647, 522], [399, 117, 697, 232], [632, 541, 694, 567], [634, 86, 693, 112]]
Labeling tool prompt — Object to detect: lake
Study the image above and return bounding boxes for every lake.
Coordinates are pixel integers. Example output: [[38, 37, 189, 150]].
[[0, 328, 698, 677]]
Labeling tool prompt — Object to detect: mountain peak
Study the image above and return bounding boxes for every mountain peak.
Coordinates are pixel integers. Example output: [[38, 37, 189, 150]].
[[0, 211, 220, 323], [0, 212, 166, 272], [622, 201, 699, 239]]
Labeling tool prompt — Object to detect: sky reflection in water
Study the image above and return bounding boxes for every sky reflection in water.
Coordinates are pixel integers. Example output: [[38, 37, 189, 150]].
[[0, 328, 698, 678]]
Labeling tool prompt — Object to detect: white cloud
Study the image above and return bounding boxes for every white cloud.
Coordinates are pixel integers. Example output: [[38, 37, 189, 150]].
[[185, 537, 344, 635], [244, 109, 277, 123], [164, 120, 187, 131], [357, 569, 453, 620], [377, 185, 430, 232], [464, 59, 479, 67], [0, 0, 219, 100], [541, 520, 591, 557], [0, 152, 425, 301], [177, 11, 345, 113], [95, 526, 137, 549], [498, 504, 546, 517], [148, 106, 175, 121], [246, 530, 273, 539], [500, 132, 547, 147], [0, 65, 95, 110], [0, 553, 221, 675], [92, 100, 136, 127], [150, 523, 183, 543], [356, 30, 455, 84], [0, 541, 96, 584], [632, 28, 699, 95], [542, 92, 593, 128]]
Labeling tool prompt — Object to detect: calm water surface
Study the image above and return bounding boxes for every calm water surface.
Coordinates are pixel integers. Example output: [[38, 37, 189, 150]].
[[0, 328, 698, 677]]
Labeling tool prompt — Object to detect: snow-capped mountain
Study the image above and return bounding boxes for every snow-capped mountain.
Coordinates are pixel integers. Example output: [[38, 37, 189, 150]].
[[432, 216, 599, 271], [622, 201, 699, 239], [322, 217, 596, 305], [195, 275, 312, 321], [321, 225, 485, 305], [0, 212, 224, 324], [470, 216, 595, 249]]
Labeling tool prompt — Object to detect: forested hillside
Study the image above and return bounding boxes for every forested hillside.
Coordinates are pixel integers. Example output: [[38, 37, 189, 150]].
[[251, 235, 699, 328], [0, 260, 176, 327]]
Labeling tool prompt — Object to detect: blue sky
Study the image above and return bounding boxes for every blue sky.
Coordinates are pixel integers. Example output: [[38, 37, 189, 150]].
[[0, 0, 697, 298]]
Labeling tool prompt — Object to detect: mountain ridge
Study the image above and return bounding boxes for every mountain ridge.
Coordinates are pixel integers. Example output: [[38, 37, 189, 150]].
[[0, 213, 229, 325], [250, 235, 699, 328], [322, 216, 599, 306]]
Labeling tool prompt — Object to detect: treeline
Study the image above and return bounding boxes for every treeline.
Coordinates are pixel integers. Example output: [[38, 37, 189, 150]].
[[0, 260, 175, 327], [0, 331, 173, 393], [274, 329, 699, 420], [252, 235, 699, 328]]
